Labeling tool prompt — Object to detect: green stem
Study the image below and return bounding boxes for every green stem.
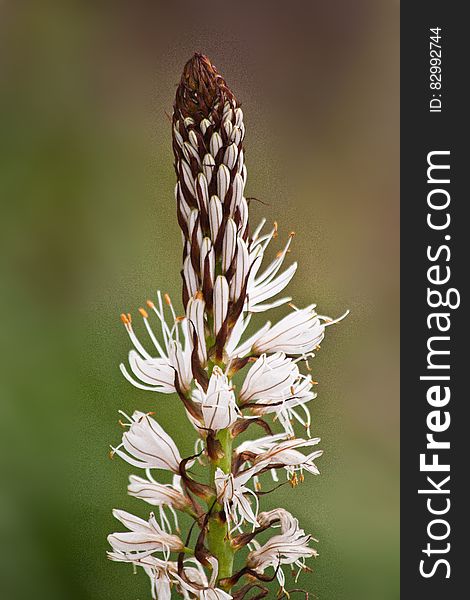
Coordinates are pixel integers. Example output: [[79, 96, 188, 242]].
[[206, 428, 234, 586]]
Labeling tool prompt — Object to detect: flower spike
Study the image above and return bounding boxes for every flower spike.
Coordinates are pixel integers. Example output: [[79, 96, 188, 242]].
[[109, 53, 346, 599]]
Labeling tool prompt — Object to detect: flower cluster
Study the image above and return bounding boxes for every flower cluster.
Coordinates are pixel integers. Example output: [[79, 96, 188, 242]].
[[108, 53, 346, 599]]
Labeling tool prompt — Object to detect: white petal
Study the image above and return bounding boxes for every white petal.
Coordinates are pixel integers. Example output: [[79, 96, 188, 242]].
[[183, 255, 199, 297], [200, 238, 214, 285], [183, 141, 201, 166], [222, 218, 237, 272], [196, 173, 209, 213], [209, 132, 223, 158], [231, 173, 244, 215], [173, 125, 183, 147], [188, 209, 202, 247], [180, 159, 195, 196], [217, 164, 230, 202], [213, 276, 229, 336], [203, 153, 216, 184], [186, 296, 207, 364], [234, 107, 244, 127], [200, 118, 211, 135], [209, 195, 222, 242], [224, 143, 238, 170], [188, 129, 199, 150], [230, 237, 249, 302], [249, 262, 298, 307]]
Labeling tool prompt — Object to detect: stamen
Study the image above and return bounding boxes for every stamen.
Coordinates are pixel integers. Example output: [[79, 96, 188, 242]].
[[138, 307, 149, 319], [118, 410, 133, 423]]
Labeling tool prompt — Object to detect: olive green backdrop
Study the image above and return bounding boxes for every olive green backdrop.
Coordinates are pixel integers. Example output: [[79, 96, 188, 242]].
[[0, 1, 399, 598]]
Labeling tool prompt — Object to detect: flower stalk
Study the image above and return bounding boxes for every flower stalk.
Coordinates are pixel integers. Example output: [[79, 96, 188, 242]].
[[107, 53, 347, 600], [206, 429, 234, 585]]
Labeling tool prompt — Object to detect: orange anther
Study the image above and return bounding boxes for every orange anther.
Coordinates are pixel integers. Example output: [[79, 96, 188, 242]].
[[164, 293, 172, 305], [146, 299, 155, 309], [120, 313, 129, 325], [139, 308, 149, 319]]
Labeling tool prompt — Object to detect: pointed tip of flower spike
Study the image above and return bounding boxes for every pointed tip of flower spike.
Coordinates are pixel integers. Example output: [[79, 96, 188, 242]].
[[175, 53, 237, 121], [138, 307, 148, 319]]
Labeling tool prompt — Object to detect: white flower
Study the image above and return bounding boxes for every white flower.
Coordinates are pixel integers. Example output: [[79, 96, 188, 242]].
[[111, 411, 182, 473], [245, 223, 297, 313], [235, 433, 289, 458], [194, 366, 240, 432], [239, 352, 300, 404], [120, 292, 192, 394], [107, 509, 184, 559], [107, 553, 173, 600], [214, 463, 266, 529], [274, 378, 317, 437], [247, 510, 317, 572], [128, 474, 191, 512], [236, 353, 317, 435], [146, 566, 172, 600], [253, 437, 323, 476], [225, 304, 337, 360], [173, 556, 233, 600], [252, 305, 327, 355]]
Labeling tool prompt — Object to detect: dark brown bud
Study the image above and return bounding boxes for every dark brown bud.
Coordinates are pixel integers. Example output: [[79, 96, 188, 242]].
[[174, 53, 238, 124]]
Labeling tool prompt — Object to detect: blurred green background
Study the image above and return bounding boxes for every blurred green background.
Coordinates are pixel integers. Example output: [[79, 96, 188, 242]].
[[0, 1, 399, 598]]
